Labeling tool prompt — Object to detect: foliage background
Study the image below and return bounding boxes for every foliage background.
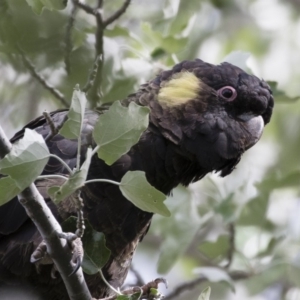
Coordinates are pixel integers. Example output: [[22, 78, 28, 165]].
[[1, 0, 300, 299]]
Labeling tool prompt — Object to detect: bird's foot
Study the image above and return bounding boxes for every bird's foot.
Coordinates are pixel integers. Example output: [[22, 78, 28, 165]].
[[30, 232, 84, 277], [58, 232, 84, 276], [31, 240, 51, 265], [30, 240, 58, 277]]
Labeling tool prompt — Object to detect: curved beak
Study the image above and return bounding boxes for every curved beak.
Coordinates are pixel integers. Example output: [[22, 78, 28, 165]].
[[243, 115, 264, 150]]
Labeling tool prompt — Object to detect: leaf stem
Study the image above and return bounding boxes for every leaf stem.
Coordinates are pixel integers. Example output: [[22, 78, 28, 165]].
[[17, 46, 69, 108], [64, 4, 78, 75], [76, 137, 82, 172], [99, 269, 122, 296], [85, 179, 121, 186], [91, 145, 100, 156], [102, 0, 131, 27], [49, 154, 74, 174], [82, 55, 102, 93], [37, 174, 69, 181]]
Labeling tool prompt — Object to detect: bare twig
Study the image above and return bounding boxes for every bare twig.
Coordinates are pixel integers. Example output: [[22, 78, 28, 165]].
[[82, 55, 102, 93], [224, 222, 235, 269], [164, 271, 251, 300], [72, 0, 95, 15], [43, 111, 58, 138], [64, 4, 78, 75], [103, 0, 131, 27], [123, 278, 167, 295], [130, 264, 145, 287], [88, 9, 104, 107], [72, 0, 103, 106], [44, 111, 68, 142], [2, 2, 68, 108], [99, 269, 122, 296], [97, 0, 103, 8], [230, 270, 251, 281], [17, 47, 69, 108], [73, 0, 131, 107], [197, 251, 220, 268], [0, 126, 91, 300], [164, 277, 207, 300], [98, 278, 167, 300]]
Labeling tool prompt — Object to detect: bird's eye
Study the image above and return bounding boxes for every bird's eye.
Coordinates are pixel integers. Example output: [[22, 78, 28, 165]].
[[217, 86, 237, 101]]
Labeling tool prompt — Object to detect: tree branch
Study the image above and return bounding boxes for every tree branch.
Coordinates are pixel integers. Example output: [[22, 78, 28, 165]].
[[97, 0, 103, 9], [72, 0, 103, 107], [17, 47, 69, 108], [73, 0, 131, 107], [129, 264, 145, 287], [102, 0, 131, 27], [224, 222, 235, 269], [163, 277, 206, 300], [43, 111, 68, 143], [64, 3, 78, 75], [97, 278, 167, 300], [0, 126, 91, 300], [82, 55, 102, 93], [164, 270, 251, 300], [72, 0, 95, 15], [88, 9, 104, 107]]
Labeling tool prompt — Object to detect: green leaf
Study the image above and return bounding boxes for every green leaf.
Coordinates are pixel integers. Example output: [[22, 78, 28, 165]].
[[141, 23, 188, 54], [104, 26, 130, 38], [116, 296, 130, 300], [130, 293, 142, 300], [154, 186, 201, 273], [93, 101, 149, 165], [162, 36, 188, 53], [82, 224, 111, 275], [80, 147, 93, 174], [289, 264, 300, 288], [245, 263, 300, 294], [245, 263, 287, 295], [256, 236, 284, 258], [267, 81, 300, 103], [0, 129, 50, 204], [238, 194, 269, 226], [59, 86, 87, 139], [26, 0, 43, 14], [49, 175, 75, 203], [62, 217, 111, 275], [116, 292, 142, 300], [120, 171, 170, 217], [0, 129, 49, 204], [199, 235, 230, 260], [198, 286, 211, 300], [101, 77, 137, 105], [151, 48, 167, 59], [239, 170, 300, 227], [48, 147, 92, 203], [214, 193, 237, 223], [0, 176, 21, 206], [222, 51, 251, 72], [149, 288, 159, 296], [26, 0, 67, 15], [194, 267, 234, 291]]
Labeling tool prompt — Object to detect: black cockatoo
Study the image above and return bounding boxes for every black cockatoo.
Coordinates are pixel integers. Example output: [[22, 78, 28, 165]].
[[0, 59, 273, 299]]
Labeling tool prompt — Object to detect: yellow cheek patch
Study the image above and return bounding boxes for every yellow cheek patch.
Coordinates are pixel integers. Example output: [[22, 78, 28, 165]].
[[157, 71, 201, 106]]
